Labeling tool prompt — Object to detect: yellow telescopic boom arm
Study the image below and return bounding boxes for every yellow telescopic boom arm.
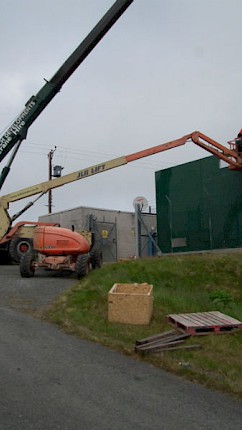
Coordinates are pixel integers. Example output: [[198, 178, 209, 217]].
[[0, 131, 241, 241]]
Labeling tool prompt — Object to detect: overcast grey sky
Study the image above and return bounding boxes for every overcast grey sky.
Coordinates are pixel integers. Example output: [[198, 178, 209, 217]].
[[1, 0, 242, 221]]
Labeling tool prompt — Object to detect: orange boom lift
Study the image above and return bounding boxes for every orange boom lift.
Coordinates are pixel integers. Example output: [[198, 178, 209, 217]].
[[0, 131, 240, 276]]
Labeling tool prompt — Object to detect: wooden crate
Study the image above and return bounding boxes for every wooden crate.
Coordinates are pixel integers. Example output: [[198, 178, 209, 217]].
[[108, 283, 153, 325]]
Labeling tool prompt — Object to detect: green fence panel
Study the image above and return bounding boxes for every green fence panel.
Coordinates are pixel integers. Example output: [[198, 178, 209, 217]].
[[155, 156, 242, 253]]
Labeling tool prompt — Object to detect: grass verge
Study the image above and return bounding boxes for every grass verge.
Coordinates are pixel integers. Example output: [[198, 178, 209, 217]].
[[43, 252, 242, 399]]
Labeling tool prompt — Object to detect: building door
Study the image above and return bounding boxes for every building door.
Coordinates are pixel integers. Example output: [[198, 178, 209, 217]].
[[91, 219, 117, 262]]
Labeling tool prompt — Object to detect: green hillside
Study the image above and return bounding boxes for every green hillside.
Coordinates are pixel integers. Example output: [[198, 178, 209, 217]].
[[44, 252, 242, 399]]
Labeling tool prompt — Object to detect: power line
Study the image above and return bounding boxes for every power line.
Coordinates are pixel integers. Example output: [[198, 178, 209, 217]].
[[19, 145, 174, 170]]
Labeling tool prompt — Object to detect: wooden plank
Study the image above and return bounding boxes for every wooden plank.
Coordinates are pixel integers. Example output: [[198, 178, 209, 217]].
[[135, 339, 186, 353], [135, 333, 190, 351], [136, 330, 180, 346], [152, 344, 202, 353], [136, 341, 202, 354]]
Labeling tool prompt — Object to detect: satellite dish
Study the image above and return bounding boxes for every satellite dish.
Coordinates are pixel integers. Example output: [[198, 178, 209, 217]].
[[133, 196, 149, 212]]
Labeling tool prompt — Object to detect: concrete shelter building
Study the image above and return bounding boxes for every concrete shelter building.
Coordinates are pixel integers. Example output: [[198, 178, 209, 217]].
[[39, 206, 157, 262]]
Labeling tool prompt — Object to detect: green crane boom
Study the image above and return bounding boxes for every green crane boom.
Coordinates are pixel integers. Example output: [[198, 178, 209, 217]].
[[0, 0, 133, 189]]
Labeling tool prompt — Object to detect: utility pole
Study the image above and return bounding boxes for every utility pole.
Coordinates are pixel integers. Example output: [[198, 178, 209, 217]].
[[134, 203, 142, 258], [47, 147, 56, 214]]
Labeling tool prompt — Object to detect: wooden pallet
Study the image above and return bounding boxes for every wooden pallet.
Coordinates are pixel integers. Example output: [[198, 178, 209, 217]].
[[166, 311, 242, 335]]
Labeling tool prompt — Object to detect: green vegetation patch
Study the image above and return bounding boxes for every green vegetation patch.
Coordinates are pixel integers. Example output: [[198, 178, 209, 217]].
[[44, 252, 242, 399]]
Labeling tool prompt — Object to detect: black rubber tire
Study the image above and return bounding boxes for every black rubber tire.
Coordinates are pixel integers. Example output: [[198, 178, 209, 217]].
[[90, 248, 103, 269], [20, 252, 35, 278], [9, 238, 33, 264], [76, 254, 90, 279]]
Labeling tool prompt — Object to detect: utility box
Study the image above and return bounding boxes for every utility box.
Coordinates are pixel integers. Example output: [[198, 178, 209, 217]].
[[108, 283, 153, 325]]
